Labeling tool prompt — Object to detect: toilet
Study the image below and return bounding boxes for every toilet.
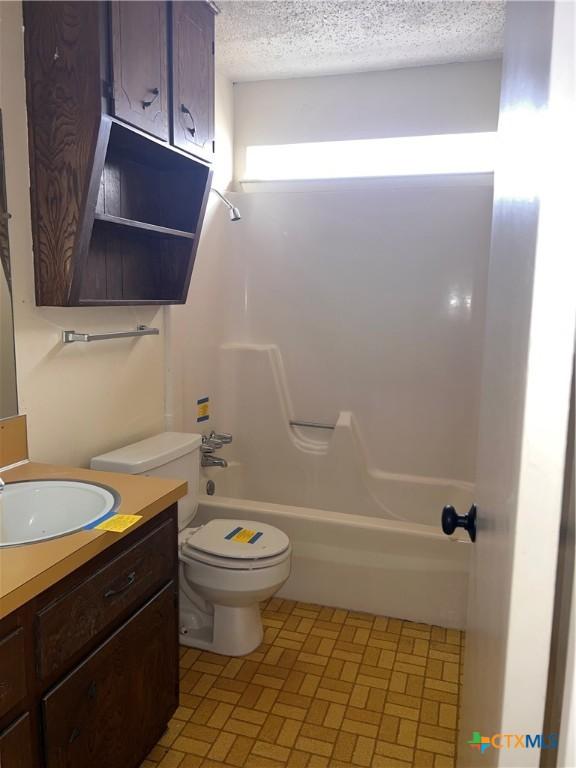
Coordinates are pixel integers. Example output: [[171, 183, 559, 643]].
[[91, 432, 291, 656]]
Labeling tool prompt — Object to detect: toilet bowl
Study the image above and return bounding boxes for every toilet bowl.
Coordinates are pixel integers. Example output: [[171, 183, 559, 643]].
[[179, 519, 291, 655], [91, 432, 291, 656]]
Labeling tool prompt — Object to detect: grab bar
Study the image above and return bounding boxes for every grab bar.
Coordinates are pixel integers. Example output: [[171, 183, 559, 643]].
[[289, 420, 335, 430], [62, 325, 159, 344]]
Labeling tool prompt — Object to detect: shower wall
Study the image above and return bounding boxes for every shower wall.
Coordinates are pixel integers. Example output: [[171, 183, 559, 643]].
[[170, 61, 500, 486], [217, 177, 492, 483]]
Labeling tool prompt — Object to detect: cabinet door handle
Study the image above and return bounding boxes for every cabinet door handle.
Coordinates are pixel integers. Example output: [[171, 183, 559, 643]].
[[142, 87, 160, 109], [104, 570, 136, 598], [69, 727, 81, 744], [181, 104, 196, 137]]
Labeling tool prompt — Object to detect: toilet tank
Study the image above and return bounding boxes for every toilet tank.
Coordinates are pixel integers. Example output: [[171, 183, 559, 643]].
[[91, 432, 202, 531]]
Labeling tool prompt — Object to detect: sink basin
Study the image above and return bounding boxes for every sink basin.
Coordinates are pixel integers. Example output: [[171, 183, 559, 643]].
[[0, 480, 120, 547]]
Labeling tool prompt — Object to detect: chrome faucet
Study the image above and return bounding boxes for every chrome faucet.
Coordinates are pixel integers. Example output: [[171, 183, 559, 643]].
[[0, 477, 5, 494], [208, 431, 233, 444], [200, 431, 232, 468], [201, 454, 228, 468]]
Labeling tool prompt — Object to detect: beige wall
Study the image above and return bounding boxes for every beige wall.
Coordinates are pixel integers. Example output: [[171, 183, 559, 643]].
[[0, 2, 165, 467], [165, 72, 235, 434], [0, 264, 17, 418], [234, 60, 501, 180]]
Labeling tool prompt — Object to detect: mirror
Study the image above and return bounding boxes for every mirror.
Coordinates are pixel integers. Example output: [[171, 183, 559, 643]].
[[0, 110, 18, 418]]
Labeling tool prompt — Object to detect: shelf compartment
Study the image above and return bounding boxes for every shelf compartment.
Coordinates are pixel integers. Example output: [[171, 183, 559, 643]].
[[76, 118, 211, 306], [80, 222, 192, 303], [95, 120, 209, 234]]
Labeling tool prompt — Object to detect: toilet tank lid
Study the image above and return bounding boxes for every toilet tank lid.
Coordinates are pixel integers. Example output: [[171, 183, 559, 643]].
[[90, 432, 202, 474]]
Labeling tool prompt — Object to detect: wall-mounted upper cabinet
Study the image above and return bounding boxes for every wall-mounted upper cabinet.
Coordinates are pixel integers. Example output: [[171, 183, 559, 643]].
[[23, 0, 216, 307], [171, 1, 215, 162], [110, 1, 170, 142]]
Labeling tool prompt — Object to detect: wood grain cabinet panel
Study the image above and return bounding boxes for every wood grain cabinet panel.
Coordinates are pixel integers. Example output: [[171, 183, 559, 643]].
[[36, 519, 174, 681], [0, 628, 27, 720], [171, 1, 215, 161], [110, 1, 169, 141], [23, 1, 103, 307], [0, 506, 178, 768], [24, 0, 214, 306], [0, 714, 35, 768], [42, 583, 177, 768]]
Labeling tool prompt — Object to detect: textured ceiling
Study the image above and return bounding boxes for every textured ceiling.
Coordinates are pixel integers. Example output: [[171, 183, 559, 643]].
[[216, 1, 505, 82]]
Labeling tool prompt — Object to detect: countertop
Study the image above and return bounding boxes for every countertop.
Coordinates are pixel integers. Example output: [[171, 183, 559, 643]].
[[0, 461, 187, 619]]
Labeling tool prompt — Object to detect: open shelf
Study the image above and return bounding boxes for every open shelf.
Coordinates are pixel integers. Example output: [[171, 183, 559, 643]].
[[93, 213, 195, 240], [80, 223, 191, 303], [78, 119, 212, 305]]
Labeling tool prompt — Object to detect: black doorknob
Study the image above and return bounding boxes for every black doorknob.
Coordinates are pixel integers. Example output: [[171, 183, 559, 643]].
[[441, 504, 477, 543]]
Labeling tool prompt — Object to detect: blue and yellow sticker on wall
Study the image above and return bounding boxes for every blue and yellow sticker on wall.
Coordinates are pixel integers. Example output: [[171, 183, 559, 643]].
[[197, 396, 210, 423]]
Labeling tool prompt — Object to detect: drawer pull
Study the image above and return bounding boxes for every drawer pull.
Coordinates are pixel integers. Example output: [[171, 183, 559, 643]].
[[69, 726, 81, 744], [104, 571, 136, 598]]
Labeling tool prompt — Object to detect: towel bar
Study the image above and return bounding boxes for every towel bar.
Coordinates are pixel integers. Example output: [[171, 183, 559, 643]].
[[62, 325, 160, 344]]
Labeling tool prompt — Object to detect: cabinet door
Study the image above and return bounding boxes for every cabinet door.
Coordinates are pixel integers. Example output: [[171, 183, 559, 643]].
[[42, 583, 177, 768], [110, 1, 169, 141], [171, 1, 215, 161], [0, 714, 35, 768]]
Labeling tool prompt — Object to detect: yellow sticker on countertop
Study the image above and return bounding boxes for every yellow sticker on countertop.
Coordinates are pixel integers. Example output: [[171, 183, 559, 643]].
[[96, 514, 142, 532]]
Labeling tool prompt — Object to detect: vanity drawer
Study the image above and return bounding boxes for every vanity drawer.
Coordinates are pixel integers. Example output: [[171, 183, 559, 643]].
[[36, 519, 175, 680], [0, 627, 27, 719], [42, 583, 177, 768]]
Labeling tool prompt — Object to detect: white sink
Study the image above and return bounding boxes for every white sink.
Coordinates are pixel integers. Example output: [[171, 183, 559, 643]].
[[0, 480, 120, 547]]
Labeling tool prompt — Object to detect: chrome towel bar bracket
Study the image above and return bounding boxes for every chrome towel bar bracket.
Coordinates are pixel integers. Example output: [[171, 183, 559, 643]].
[[62, 325, 160, 344]]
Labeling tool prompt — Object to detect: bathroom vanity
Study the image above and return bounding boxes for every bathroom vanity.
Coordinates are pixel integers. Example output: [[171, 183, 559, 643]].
[[0, 459, 186, 768]]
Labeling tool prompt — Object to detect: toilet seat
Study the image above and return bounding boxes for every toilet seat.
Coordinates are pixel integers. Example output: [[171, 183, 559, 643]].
[[180, 519, 290, 571]]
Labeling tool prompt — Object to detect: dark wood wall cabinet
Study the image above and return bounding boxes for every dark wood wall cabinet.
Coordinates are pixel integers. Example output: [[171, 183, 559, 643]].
[[0, 506, 179, 768], [23, 1, 215, 306]]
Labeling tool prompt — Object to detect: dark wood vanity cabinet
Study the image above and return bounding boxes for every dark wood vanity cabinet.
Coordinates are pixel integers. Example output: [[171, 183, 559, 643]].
[[23, 1, 215, 307], [42, 584, 176, 768], [0, 628, 27, 716], [0, 715, 35, 768], [0, 506, 179, 768]]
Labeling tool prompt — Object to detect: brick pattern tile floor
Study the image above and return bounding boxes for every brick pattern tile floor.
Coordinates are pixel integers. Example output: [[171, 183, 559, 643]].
[[141, 598, 464, 768]]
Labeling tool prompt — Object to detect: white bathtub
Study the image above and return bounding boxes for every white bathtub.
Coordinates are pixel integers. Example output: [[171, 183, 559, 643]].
[[196, 482, 471, 630], [195, 343, 472, 629]]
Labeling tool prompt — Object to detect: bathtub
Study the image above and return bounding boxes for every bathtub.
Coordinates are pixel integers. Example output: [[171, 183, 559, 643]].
[[196, 463, 471, 630], [195, 343, 472, 629]]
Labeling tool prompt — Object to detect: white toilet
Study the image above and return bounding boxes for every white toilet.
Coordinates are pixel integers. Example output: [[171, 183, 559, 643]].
[[91, 432, 291, 656]]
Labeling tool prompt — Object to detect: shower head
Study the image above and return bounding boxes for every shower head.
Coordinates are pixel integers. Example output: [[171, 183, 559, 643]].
[[211, 187, 242, 222]]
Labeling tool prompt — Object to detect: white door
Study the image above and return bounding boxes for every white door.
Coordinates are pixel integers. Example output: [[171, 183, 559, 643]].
[[458, 2, 576, 766]]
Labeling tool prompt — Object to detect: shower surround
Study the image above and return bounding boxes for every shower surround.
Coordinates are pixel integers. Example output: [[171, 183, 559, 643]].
[[172, 176, 493, 628]]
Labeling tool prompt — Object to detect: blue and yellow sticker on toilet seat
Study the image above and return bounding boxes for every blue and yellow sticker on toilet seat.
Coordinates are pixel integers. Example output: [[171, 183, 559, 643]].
[[225, 526, 263, 544]]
